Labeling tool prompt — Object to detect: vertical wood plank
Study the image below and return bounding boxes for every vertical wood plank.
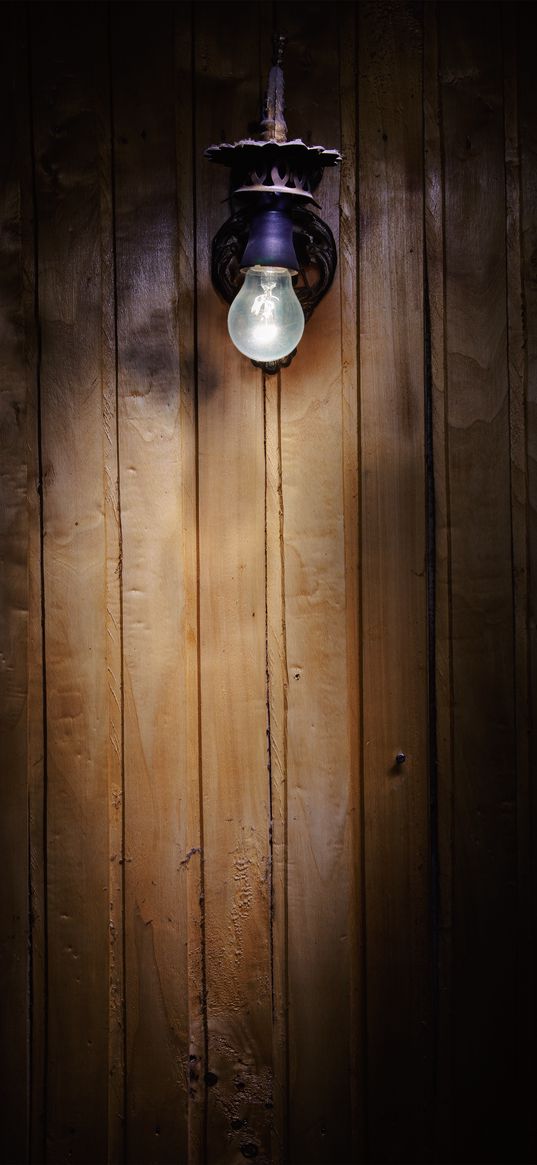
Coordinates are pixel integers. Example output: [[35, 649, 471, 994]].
[[0, 7, 32, 1161], [27, 8, 47, 1155], [31, 3, 115, 1160], [279, 4, 359, 1162], [111, 3, 198, 1160], [359, 3, 432, 1160], [174, 6, 205, 1163], [424, 5, 454, 1160], [519, 4, 537, 1160], [440, 4, 518, 1159], [337, 5, 364, 1157], [102, 8, 125, 1160], [262, 15, 287, 1165], [503, 6, 532, 1160], [264, 369, 288, 1165], [196, 4, 274, 1162]]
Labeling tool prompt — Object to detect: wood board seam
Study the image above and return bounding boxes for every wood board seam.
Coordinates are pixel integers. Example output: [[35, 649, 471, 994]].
[[424, 5, 456, 1156], [189, 6, 209, 1159], [355, 10, 370, 1157], [337, 1, 365, 1157], [106, 7, 127, 1156], [264, 368, 290, 1165], [422, 45, 440, 1165], [27, 12, 49, 1156]]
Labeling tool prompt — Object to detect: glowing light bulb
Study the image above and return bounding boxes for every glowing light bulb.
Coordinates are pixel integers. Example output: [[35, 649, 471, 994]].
[[228, 266, 304, 363]]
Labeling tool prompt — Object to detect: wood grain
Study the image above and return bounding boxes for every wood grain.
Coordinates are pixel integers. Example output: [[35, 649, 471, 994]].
[[0, 7, 31, 1161], [359, 3, 432, 1160], [519, 4, 537, 1159], [31, 5, 113, 1160], [280, 5, 358, 1162], [111, 3, 197, 1159], [195, 5, 274, 1162], [440, 4, 518, 1159]]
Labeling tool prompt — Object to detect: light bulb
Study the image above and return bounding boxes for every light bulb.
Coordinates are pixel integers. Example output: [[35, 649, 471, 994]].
[[227, 266, 304, 363]]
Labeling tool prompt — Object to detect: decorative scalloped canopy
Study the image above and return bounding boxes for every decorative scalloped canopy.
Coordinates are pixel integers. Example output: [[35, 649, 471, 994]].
[[204, 140, 341, 166], [205, 139, 341, 200]]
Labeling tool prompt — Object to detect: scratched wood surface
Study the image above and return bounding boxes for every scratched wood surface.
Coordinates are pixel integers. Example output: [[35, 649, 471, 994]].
[[1, 3, 536, 1164]]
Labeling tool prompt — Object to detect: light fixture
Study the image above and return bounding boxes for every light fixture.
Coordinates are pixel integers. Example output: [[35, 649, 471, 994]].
[[205, 36, 341, 374]]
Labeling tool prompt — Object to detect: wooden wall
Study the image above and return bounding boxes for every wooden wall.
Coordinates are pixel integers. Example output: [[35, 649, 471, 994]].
[[1, 2, 535, 1163]]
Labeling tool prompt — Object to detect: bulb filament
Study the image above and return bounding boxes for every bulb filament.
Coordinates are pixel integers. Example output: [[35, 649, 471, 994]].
[[251, 279, 279, 324]]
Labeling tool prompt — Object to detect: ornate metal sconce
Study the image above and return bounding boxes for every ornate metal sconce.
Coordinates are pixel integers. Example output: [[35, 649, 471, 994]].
[[205, 37, 341, 374]]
